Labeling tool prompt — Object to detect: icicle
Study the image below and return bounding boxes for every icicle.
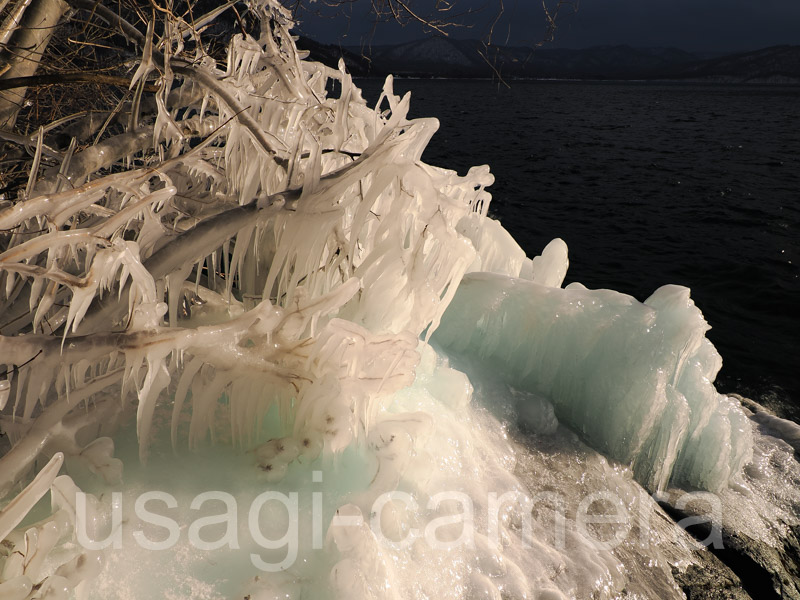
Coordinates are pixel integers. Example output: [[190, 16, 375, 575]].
[[129, 19, 155, 91], [171, 356, 203, 451], [0, 379, 9, 411], [135, 350, 172, 464], [24, 128, 45, 200]]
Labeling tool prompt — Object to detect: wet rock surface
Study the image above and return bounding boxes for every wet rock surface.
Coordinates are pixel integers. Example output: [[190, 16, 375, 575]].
[[665, 510, 800, 600]]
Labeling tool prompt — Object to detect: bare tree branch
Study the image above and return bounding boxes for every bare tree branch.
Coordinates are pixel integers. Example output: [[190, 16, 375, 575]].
[[0, 70, 158, 91]]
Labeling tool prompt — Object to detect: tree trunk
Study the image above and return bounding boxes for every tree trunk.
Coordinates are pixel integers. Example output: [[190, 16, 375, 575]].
[[0, 0, 68, 130]]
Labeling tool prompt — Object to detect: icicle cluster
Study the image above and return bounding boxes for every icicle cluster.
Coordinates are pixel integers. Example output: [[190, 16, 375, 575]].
[[0, 0, 499, 595]]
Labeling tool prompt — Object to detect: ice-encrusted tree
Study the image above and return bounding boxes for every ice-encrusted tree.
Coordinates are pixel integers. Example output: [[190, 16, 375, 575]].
[[0, 0, 506, 594]]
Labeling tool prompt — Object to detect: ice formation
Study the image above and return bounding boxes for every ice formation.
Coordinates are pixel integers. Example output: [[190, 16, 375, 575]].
[[433, 273, 753, 493], [0, 1, 792, 598]]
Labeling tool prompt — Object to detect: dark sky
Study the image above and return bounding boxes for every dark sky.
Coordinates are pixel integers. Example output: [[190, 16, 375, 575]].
[[294, 0, 800, 53]]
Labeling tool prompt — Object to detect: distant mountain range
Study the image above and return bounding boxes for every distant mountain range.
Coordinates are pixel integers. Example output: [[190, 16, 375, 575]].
[[296, 36, 800, 83]]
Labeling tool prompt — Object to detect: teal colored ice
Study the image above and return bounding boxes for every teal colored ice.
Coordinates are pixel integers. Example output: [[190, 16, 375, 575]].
[[434, 272, 753, 493]]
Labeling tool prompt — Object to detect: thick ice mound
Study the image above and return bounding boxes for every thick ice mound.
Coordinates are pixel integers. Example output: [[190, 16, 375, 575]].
[[61, 345, 645, 600], [434, 270, 753, 493]]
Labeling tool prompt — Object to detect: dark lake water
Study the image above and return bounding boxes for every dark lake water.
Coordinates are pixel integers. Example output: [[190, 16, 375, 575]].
[[358, 79, 800, 420]]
